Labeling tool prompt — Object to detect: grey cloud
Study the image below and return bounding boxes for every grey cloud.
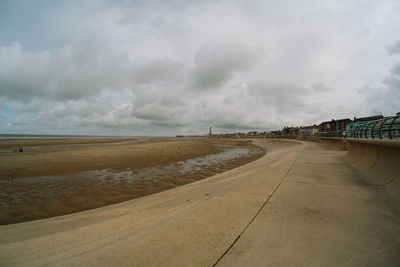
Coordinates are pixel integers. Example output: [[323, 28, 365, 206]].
[[381, 64, 400, 98], [0, 41, 189, 133], [312, 82, 331, 93], [247, 81, 310, 113], [211, 110, 282, 133], [1, 1, 400, 136], [133, 58, 184, 84], [131, 85, 186, 123], [215, 122, 257, 131], [0, 41, 133, 102], [214, 119, 268, 131], [248, 81, 309, 96], [363, 63, 400, 115], [0, 41, 182, 103], [387, 41, 400, 55], [189, 43, 262, 90], [184, 85, 287, 133], [0, 43, 52, 101], [133, 103, 179, 121], [389, 64, 400, 76]]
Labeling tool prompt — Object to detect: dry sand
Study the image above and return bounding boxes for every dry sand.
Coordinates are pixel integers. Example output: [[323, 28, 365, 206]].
[[0, 137, 265, 225]]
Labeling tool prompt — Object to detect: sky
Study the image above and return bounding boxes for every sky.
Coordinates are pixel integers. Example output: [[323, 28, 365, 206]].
[[0, 0, 399, 136]]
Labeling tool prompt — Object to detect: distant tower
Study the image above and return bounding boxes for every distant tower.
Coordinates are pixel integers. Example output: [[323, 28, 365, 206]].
[[209, 125, 212, 136]]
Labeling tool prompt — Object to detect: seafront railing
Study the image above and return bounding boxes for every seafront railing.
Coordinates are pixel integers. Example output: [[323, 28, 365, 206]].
[[351, 115, 400, 139]]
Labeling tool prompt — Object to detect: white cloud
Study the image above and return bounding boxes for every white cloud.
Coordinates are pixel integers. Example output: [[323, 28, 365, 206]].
[[0, 0, 400, 135]]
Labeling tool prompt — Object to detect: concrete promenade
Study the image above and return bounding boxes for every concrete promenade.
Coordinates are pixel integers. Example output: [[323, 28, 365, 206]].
[[1, 139, 399, 266]]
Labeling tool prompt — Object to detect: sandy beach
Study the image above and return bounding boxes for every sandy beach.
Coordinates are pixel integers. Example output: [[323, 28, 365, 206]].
[[0, 137, 265, 225], [1, 138, 398, 266]]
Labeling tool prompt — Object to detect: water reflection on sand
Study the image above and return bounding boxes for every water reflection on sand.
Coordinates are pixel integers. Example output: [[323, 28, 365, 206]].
[[0, 143, 264, 211]]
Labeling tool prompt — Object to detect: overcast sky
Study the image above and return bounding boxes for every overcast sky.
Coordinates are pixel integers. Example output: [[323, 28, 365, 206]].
[[0, 0, 399, 136]]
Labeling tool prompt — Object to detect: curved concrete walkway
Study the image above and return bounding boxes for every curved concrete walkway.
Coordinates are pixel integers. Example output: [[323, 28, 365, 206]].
[[0, 139, 399, 266], [217, 139, 400, 266]]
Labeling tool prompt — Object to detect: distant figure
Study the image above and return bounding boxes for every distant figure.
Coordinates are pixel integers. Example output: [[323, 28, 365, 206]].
[[18, 147, 23, 152], [8, 176, 14, 183]]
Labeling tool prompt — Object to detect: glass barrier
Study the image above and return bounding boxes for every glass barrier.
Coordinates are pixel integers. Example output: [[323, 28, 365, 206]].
[[351, 115, 400, 139]]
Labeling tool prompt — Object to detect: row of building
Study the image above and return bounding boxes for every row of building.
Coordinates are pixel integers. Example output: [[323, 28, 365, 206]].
[[270, 115, 387, 138], [216, 131, 268, 138], [214, 113, 399, 138]]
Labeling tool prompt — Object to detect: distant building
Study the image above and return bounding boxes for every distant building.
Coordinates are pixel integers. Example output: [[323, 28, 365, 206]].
[[282, 126, 301, 136], [346, 115, 384, 137], [337, 118, 352, 132], [318, 118, 351, 137], [283, 126, 294, 136], [247, 131, 258, 136], [258, 131, 267, 136], [318, 120, 331, 133], [300, 125, 319, 136], [272, 130, 283, 137], [353, 115, 383, 122]]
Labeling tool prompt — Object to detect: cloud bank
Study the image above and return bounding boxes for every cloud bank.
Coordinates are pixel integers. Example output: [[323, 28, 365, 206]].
[[0, 0, 400, 135]]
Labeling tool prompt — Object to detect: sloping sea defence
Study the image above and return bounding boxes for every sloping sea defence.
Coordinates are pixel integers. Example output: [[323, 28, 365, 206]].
[[0, 138, 399, 266], [0, 137, 264, 225]]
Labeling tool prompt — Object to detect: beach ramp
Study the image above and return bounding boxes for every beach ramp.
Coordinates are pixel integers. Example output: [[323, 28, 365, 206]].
[[1, 139, 399, 266]]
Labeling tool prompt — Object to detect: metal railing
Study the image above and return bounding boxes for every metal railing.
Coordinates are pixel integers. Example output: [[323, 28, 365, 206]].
[[351, 115, 400, 139]]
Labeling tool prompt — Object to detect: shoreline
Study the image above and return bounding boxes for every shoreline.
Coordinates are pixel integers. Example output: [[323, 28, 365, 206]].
[[0, 136, 143, 149]]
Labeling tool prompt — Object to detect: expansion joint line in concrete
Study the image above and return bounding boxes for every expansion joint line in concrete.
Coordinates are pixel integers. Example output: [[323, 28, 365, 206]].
[[212, 147, 303, 266]]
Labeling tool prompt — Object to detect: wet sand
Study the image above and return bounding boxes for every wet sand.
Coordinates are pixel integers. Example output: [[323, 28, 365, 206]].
[[0, 137, 147, 153], [0, 137, 265, 225], [0, 136, 140, 149]]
